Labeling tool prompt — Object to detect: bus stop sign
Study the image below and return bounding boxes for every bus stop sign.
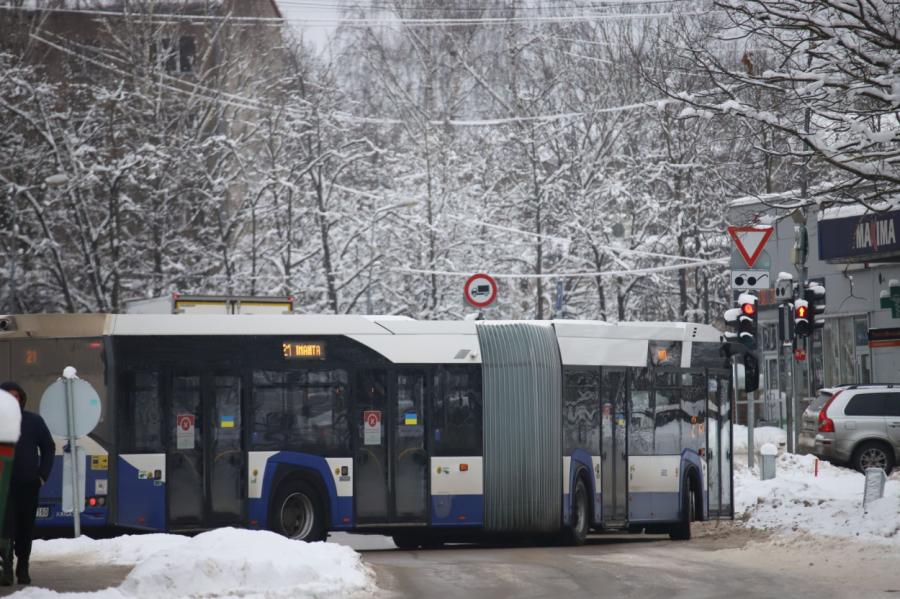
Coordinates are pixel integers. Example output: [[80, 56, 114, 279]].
[[40, 378, 102, 439]]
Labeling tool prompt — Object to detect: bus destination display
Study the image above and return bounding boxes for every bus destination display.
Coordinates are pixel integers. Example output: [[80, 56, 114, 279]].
[[282, 341, 326, 360]]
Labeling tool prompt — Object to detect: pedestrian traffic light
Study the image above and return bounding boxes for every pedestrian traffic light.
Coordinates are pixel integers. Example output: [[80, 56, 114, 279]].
[[737, 293, 758, 350], [805, 283, 826, 331], [794, 299, 810, 337]]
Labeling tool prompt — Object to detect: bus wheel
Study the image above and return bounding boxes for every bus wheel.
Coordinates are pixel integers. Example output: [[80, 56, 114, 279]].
[[564, 478, 589, 546], [392, 533, 421, 550], [669, 479, 695, 541], [272, 480, 326, 542]]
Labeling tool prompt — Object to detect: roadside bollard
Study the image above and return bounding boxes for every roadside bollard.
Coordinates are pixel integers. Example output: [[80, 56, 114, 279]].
[[0, 389, 22, 556], [863, 468, 887, 509], [760, 443, 778, 480]]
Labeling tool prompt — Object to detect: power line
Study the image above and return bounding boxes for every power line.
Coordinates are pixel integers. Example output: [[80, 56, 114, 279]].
[[0, 4, 719, 27], [391, 257, 727, 279]]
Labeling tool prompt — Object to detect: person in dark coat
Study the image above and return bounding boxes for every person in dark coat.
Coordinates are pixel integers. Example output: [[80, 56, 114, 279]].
[[0, 381, 54, 586]]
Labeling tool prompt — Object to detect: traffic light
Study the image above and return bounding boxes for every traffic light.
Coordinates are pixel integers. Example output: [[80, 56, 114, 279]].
[[805, 283, 826, 331], [744, 353, 760, 393], [794, 299, 810, 337], [737, 293, 758, 350]]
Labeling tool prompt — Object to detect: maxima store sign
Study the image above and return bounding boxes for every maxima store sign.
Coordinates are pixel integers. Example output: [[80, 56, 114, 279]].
[[818, 207, 900, 263]]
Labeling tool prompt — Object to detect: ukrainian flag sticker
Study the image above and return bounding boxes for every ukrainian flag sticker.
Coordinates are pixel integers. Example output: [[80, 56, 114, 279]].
[[403, 412, 418, 426], [221, 415, 236, 428]]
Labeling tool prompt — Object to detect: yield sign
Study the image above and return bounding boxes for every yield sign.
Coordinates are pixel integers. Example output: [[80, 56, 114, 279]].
[[728, 226, 773, 268]]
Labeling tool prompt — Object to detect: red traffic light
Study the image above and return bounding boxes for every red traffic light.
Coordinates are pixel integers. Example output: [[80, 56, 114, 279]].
[[741, 302, 756, 316], [796, 305, 808, 319]]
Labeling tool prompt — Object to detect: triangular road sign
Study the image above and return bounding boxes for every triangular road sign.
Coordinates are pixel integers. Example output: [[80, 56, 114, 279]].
[[728, 226, 773, 268]]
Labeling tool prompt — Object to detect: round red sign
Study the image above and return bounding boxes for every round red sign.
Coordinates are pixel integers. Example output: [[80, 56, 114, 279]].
[[464, 273, 498, 308]]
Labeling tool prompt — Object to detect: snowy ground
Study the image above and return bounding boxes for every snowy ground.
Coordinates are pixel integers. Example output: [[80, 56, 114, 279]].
[[733, 428, 900, 547], [12, 528, 375, 599]]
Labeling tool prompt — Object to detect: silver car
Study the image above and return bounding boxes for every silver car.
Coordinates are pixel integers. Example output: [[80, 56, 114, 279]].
[[799, 385, 900, 473]]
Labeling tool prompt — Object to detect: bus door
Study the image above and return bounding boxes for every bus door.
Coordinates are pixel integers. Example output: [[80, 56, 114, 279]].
[[354, 369, 428, 525], [167, 372, 244, 529], [706, 374, 721, 518], [600, 369, 628, 526]]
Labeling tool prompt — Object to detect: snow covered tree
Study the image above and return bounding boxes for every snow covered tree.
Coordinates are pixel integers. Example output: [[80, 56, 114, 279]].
[[663, 1, 900, 206]]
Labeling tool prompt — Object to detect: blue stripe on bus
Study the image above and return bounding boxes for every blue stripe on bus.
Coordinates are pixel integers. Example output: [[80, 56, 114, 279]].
[[566, 450, 600, 527], [628, 492, 680, 522], [247, 452, 351, 530], [35, 455, 110, 530], [115, 457, 165, 531], [431, 494, 483, 526]]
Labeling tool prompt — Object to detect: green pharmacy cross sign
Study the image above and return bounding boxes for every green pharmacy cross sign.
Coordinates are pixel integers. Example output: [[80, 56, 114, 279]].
[[880, 280, 900, 318]]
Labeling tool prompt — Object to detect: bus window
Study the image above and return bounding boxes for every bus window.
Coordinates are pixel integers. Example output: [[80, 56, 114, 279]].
[[432, 365, 482, 456], [681, 372, 707, 453], [563, 368, 600, 455], [629, 369, 653, 455], [654, 372, 681, 454], [250, 369, 350, 455], [119, 370, 163, 453]]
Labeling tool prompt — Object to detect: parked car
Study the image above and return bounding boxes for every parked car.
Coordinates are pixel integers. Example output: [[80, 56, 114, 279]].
[[798, 385, 900, 474]]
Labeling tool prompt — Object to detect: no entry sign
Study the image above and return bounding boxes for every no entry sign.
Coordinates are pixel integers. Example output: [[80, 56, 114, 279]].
[[464, 273, 498, 308]]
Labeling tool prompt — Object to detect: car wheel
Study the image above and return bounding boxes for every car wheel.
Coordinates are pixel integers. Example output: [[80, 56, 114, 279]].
[[669, 478, 695, 541], [854, 441, 895, 475], [564, 478, 589, 546], [271, 479, 327, 542]]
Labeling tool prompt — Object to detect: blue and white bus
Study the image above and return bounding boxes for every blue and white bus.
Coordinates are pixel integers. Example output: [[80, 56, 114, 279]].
[[0, 313, 733, 546]]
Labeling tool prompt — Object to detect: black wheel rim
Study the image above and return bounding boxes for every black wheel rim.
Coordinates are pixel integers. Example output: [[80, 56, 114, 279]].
[[860, 448, 888, 471], [280, 492, 315, 540]]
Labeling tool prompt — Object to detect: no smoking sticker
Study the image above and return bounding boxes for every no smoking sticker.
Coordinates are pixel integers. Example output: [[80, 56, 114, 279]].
[[363, 410, 382, 446], [176, 414, 195, 449]]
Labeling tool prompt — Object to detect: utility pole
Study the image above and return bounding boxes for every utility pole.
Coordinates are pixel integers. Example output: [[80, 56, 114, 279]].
[[791, 209, 808, 450]]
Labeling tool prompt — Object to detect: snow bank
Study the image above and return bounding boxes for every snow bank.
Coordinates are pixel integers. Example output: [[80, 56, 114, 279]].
[[30, 533, 188, 566], [18, 529, 375, 599], [0, 389, 21, 443], [732, 424, 786, 454], [735, 452, 900, 546]]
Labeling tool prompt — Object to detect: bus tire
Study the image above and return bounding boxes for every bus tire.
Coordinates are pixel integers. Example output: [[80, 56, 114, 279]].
[[564, 477, 590, 546], [271, 479, 327, 542], [669, 476, 696, 541], [392, 533, 421, 550]]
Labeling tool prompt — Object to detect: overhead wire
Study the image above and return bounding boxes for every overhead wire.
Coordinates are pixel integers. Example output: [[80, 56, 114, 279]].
[[391, 258, 728, 279], [0, 3, 720, 27]]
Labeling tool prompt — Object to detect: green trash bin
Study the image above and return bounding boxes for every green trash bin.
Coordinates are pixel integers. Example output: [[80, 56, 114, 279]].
[[0, 389, 21, 555]]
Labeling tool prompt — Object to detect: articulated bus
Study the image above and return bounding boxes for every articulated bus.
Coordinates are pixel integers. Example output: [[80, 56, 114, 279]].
[[0, 314, 733, 546]]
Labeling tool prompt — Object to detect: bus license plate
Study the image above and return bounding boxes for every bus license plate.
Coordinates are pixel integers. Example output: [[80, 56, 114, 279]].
[[36, 507, 50, 519]]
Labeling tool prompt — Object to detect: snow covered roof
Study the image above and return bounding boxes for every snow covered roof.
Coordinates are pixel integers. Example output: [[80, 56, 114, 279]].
[[817, 197, 900, 221]]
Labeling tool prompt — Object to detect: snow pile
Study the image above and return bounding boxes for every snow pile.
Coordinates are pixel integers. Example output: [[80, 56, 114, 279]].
[[735, 452, 900, 545], [19, 529, 375, 598], [732, 424, 786, 454], [0, 389, 21, 443], [30, 533, 188, 565]]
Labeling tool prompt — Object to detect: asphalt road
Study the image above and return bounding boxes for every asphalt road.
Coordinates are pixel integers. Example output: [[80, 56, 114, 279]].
[[2, 524, 898, 598], [365, 535, 823, 599]]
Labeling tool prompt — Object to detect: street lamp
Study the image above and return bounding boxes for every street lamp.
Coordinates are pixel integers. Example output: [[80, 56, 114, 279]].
[[6, 173, 68, 312], [366, 200, 418, 314]]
